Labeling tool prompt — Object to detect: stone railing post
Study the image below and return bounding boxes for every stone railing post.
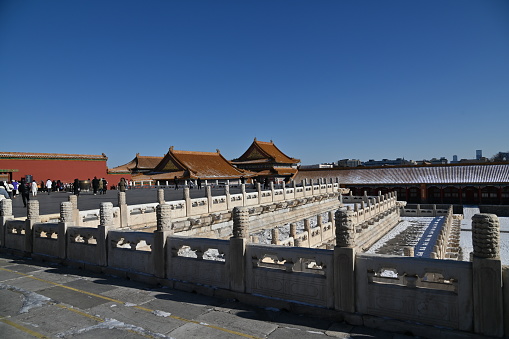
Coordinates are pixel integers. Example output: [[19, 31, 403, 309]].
[[154, 204, 173, 279], [302, 180, 307, 197], [230, 206, 249, 292], [157, 188, 165, 205], [68, 195, 80, 226], [334, 207, 356, 312], [224, 184, 231, 210], [270, 181, 275, 202], [271, 228, 279, 245], [118, 191, 128, 228], [290, 222, 297, 239], [58, 201, 73, 259], [183, 187, 191, 217], [304, 218, 311, 234], [471, 213, 503, 337], [98, 202, 113, 266], [241, 184, 247, 206], [0, 199, 13, 247], [206, 186, 212, 213], [256, 183, 262, 204], [25, 200, 40, 254], [329, 210, 335, 234]]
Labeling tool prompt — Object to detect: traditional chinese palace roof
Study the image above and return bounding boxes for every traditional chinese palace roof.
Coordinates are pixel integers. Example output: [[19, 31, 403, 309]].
[[295, 164, 509, 185], [232, 139, 300, 165], [134, 147, 255, 181], [109, 154, 163, 174]]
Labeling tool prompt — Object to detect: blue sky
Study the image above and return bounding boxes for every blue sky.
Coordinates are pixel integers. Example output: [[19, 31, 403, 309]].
[[1, 1, 508, 167]]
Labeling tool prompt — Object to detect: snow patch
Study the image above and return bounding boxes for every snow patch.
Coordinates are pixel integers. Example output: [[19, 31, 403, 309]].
[[55, 318, 171, 338], [0, 283, 52, 314], [152, 310, 172, 317]]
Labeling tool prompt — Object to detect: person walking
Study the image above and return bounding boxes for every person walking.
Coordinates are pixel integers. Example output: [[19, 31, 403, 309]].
[[92, 177, 99, 195], [12, 180, 18, 198], [174, 176, 179, 190], [102, 178, 107, 194], [98, 178, 103, 194], [197, 178, 202, 190], [73, 178, 80, 196], [46, 179, 52, 195], [18, 178, 30, 206], [31, 180, 38, 197], [4, 181, 13, 199]]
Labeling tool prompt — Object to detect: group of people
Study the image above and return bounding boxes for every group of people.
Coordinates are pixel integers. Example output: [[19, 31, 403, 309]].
[[0, 178, 38, 207], [91, 177, 108, 195]]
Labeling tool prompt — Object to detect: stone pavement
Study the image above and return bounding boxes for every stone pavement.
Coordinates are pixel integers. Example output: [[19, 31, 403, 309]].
[[0, 253, 417, 339], [11, 187, 255, 219]]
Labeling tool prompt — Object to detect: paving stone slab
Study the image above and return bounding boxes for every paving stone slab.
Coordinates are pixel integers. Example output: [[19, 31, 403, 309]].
[[168, 321, 242, 339], [195, 309, 279, 338], [37, 285, 111, 309], [12, 303, 99, 336]]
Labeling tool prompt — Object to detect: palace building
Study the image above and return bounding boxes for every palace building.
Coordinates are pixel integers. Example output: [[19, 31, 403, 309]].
[[295, 163, 509, 205], [0, 151, 127, 184], [130, 147, 255, 185], [231, 138, 300, 183], [108, 153, 163, 176]]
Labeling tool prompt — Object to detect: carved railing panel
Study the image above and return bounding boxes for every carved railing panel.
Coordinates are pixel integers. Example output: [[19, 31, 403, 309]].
[[108, 231, 155, 275], [246, 244, 334, 308], [167, 236, 230, 289], [356, 253, 473, 331]]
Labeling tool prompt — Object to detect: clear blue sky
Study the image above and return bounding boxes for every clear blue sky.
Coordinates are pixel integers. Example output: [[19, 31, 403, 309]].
[[1, 1, 508, 167]]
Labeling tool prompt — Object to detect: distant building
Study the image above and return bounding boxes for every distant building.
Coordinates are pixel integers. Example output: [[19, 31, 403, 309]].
[[296, 163, 509, 205], [132, 146, 255, 185], [476, 150, 482, 160], [363, 158, 415, 166], [231, 138, 300, 183], [337, 159, 362, 167], [109, 153, 163, 175], [0, 151, 125, 184]]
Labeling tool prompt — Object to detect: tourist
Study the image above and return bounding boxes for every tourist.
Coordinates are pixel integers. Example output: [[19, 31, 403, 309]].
[[0, 185, 8, 199], [3, 181, 13, 199], [19, 178, 29, 206], [12, 180, 18, 198], [31, 180, 38, 196], [174, 176, 179, 190], [46, 179, 52, 195], [92, 176, 99, 195], [98, 178, 103, 194], [73, 178, 80, 196], [197, 177, 202, 189], [102, 178, 107, 194]]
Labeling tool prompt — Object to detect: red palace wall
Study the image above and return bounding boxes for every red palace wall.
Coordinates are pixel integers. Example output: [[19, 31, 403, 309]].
[[0, 159, 130, 185]]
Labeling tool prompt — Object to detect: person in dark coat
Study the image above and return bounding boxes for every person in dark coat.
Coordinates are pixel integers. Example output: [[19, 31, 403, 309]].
[[92, 177, 99, 195], [73, 179, 80, 196], [174, 176, 179, 190], [102, 178, 107, 194], [19, 178, 30, 207], [197, 177, 202, 190]]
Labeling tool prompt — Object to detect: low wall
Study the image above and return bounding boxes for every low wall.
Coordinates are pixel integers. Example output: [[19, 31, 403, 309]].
[[0, 198, 506, 338]]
